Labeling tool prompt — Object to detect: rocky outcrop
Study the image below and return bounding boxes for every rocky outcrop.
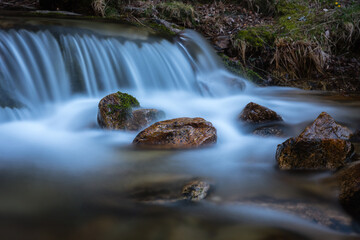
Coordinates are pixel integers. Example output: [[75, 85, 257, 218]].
[[276, 112, 354, 170], [334, 161, 360, 221], [98, 92, 164, 131], [133, 117, 217, 149], [239, 102, 283, 124]]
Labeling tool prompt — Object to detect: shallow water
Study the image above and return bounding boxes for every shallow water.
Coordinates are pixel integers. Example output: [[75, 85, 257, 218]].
[[0, 15, 360, 240]]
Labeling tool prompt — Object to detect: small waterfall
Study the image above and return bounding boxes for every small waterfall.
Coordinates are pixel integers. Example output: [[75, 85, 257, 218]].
[[0, 25, 246, 122]]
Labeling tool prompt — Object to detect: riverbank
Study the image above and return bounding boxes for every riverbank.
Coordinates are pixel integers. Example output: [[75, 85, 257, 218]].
[[1, 0, 359, 93]]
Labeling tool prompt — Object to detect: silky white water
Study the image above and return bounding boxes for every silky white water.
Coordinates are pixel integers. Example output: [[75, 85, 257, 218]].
[[0, 18, 359, 239]]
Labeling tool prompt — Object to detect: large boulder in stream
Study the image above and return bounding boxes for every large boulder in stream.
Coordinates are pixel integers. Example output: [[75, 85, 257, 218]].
[[133, 117, 217, 149], [276, 112, 354, 170], [97, 91, 164, 131]]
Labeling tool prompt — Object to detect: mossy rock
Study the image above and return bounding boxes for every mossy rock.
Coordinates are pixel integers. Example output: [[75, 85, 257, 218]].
[[97, 91, 140, 130]]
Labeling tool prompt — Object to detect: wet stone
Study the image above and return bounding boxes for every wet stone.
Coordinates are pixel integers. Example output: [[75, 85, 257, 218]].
[[125, 109, 165, 131], [182, 180, 210, 201], [239, 102, 283, 124], [133, 117, 217, 149], [276, 138, 354, 170], [276, 112, 355, 170], [253, 125, 284, 137], [98, 92, 164, 131], [298, 112, 352, 140]]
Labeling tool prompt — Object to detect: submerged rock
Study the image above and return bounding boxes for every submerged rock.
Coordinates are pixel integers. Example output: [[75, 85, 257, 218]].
[[125, 109, 165, 131], [334, 161, 360, 221], [133, 117, 217, 149], [252, 125, 285, 137], [125, 176, 211, 203], [98, 92, 164, 131], [276, 112, 354, 170], [239, 102, 283, 124], [182, 180, 210, 201]]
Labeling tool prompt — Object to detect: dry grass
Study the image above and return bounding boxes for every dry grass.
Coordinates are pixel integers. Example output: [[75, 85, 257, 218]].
[[244, 0, 276, 16], [92, 0, 107, 17], [156, 1, 196, 27], [272, 39, 329, 79]]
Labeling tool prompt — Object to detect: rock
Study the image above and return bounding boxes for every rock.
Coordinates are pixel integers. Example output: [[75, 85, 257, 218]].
[[238, 102, 284, 137], [97, 91, 140, 130], [298, 112, 352, 140], [334, 161, 360, 221], [98, 92, 164, 131], [182, 180, 210, 201], [276, 138, 353, 170], [253, 125, 284, 137], [125, 109, 165, 131], [276, 112, 355, 170], [239, 102, 283, 124], [125, 176, 211, 203], [133, 117, 217, 149]]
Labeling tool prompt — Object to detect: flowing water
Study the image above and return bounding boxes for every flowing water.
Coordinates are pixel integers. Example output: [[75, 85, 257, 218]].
[[1, 16, 360, 240]]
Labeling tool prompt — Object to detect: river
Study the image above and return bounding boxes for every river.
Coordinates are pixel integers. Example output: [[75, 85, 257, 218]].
[[0, 15, 359, 240]]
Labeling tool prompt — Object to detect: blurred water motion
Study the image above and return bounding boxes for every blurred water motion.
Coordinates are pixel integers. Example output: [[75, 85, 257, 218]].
[[0, 16, 360, 239]]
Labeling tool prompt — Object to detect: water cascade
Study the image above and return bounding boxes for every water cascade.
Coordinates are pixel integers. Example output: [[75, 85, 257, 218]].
[[0, 18, 360, 239]]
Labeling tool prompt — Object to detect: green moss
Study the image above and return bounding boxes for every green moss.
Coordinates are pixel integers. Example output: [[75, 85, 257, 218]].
[[156, 1, 196, 27], [220, 53, 264, 84], [234, 25, 275, 49], [276, 0, 308, 16], [147, 21, 176, 37], [107, 91, 140, 121]]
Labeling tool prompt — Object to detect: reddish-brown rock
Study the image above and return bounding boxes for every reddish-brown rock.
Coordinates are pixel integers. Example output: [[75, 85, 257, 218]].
[[239, 102, 283, 124], [298, 112, 352, 140], [276, 112, 354, 170], [133, 117, 217, 149]]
